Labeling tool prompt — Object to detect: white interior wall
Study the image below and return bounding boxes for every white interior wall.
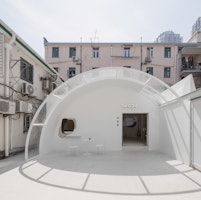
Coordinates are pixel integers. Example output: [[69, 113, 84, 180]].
[[159, 100, 191, 165], [40, 79, 159, 155]]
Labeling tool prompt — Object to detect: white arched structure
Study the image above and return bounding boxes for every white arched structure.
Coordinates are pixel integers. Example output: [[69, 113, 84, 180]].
[[25, 67, 194, 160]]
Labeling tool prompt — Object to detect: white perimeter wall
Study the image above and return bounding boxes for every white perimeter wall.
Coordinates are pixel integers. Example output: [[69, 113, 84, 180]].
[[191, 98, 201, 170], [159, 100, 191, 165], [40, 80, 159, 155]]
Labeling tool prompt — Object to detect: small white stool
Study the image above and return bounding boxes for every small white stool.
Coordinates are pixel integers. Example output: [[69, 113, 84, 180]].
[[68, 145, 78, 156], [96, 144, 104, 154]]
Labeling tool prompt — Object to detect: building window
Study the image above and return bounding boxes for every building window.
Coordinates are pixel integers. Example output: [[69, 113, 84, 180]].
[[53, 67, 59, 72], [69, 47, 76, 58], [20, 57, 33, 84], [146, 67, 153, 75], [68, 67, 76, 78], [164, 47, 171, 58], [124, 47, 130, 57], [147, 47, 154, 57], [93, 48, 99, 58], [123, 66, 131, 68], [52, 47, 59, 58], [164, 67, 171, 78], [23, 114, 32, 133]]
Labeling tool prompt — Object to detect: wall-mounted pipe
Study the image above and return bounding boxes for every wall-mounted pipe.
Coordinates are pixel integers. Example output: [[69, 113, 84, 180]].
[[4, 33, 16, 157]]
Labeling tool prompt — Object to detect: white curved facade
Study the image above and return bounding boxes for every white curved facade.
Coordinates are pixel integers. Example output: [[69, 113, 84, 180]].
[[25, 67, 195, 161]]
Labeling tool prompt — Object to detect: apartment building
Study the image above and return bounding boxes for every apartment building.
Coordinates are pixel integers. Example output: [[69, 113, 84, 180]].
[[155, 31, 183, 43], [0, 20, 63, 158], [44, 40, 179, 86]]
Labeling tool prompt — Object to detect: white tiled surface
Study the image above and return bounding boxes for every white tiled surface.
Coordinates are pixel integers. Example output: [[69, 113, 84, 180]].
[[1, 149, 201, 200]]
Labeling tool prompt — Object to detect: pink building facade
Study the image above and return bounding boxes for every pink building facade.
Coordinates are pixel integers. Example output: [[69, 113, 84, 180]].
[[44, 39, 201, 88]]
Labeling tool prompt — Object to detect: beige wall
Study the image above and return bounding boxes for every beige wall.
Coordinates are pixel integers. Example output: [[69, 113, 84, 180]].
[[45, 42, 178, 86], [0, 24, 58, 156]]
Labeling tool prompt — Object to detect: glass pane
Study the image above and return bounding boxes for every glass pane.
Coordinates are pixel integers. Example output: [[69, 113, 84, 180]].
[[147, 77, 167, 92], [27, 126, 43, 159], [35, 103, 47, 124]]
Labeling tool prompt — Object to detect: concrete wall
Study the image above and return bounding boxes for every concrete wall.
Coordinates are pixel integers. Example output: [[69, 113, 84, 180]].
[[159, 100, 191, 165], [40, 79, 159, 155]]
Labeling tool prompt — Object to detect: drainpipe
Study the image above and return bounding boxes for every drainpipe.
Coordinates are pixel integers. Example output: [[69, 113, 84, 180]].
[[4, 33, 15, 157]]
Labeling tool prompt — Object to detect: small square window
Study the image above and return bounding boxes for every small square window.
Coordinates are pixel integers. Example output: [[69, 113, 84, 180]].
[[68, 67, 76, 78], [69, 47, 76, 58], [53, 67, 59, 72], [52, 47, 59, 58], [146, 67, 153, 75]]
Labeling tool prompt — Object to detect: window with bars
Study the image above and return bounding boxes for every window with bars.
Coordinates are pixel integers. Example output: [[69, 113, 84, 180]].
[[52, 47, 59, 58], [23, 114, 32, 133], [20, 57, 33, 84]]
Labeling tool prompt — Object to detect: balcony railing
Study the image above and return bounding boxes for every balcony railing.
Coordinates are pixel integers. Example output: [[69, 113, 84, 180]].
[[145, 57, 152, 63]]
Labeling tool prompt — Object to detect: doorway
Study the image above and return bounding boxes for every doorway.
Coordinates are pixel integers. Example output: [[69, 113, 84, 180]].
[[122, 113, 147, 146]]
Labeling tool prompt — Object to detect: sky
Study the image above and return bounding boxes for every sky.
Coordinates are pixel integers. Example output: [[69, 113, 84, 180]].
[[0, 0, 201, 58]]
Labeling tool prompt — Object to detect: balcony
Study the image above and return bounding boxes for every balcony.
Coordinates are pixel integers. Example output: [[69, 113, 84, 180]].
[[145, 57, 152, 63]]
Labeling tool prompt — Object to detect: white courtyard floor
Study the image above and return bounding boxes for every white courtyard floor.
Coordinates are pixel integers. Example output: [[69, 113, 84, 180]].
[[1, 145, 201, 200]]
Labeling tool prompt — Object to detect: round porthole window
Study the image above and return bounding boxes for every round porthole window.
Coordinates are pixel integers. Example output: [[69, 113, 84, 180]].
[[59, 118, 76, 137]]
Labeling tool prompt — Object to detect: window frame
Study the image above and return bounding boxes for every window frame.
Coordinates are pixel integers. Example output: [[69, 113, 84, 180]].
[[93, 47, 99, 58], [146, 67, 153, 75], [147, 47, 154, 58], [20, 57, 34, 84], [53, 67, 59, 72], [124, 47, 131, 57], [52, 47, 59, 58], [164, 47, 171, 58], [23, 114, 32, 133], [68, 67, 76, 78], [69, 47, 76, 58], [164, 67, 171, 78]]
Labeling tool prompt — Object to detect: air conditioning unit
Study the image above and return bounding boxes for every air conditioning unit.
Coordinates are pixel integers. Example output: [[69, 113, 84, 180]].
[[0, 99, 16, 115], [22, 82, 34, 96], [16, 101, 33, 113]]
